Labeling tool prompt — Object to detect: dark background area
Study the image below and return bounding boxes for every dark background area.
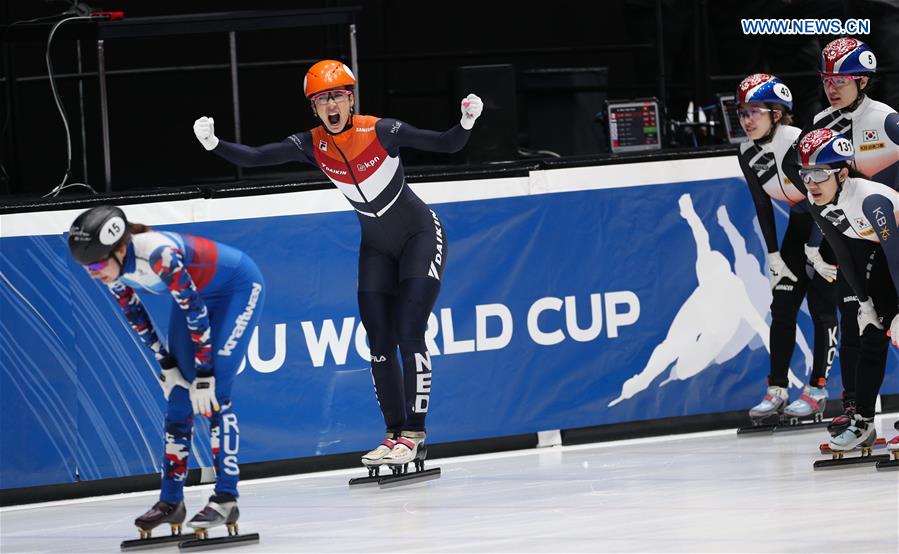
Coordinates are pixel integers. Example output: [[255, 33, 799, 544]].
[[2, 0, 898, 198]]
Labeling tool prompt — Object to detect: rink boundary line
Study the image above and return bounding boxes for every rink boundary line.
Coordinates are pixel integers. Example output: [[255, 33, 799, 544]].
[[0, 428, 727, 512], [0, 430, 731, 513], [0, 157, 743, 237], [2, 412, 896, 512]]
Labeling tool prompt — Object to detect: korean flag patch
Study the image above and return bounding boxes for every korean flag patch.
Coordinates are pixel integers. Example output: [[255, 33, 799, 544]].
[[863, 129, 878, 142]]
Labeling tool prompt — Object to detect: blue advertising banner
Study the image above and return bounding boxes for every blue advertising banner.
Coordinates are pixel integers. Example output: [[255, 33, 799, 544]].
[[2, 160, 897, 489]]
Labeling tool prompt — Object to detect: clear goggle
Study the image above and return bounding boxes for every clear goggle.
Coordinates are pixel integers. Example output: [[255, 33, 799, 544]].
[[799, 168, 841, 184], [736, 106, 773, 120], [310, 90, 352, 106], [819, 74, 863, 88]]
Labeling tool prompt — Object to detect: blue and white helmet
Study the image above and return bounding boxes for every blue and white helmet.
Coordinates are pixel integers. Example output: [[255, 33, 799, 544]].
[[736, 73, 793, 110], [820, 38, 876, 75], [798, 128, 854, 167]]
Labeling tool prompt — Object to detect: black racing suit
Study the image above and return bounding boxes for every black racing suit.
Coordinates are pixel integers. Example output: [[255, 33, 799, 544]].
[[738, 124, 838, 390], [210, 114, 471, 433]]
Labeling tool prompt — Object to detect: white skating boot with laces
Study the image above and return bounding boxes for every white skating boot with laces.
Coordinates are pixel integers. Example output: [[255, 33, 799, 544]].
[[748, 385, 789, 423], [381, 430, 425, 466], [362, 434, 397, 467], [784, 385, 828, 421]]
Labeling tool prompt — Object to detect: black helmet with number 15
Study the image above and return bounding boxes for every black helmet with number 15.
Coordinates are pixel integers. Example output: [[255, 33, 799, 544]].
[[67, 205, 128, 265]]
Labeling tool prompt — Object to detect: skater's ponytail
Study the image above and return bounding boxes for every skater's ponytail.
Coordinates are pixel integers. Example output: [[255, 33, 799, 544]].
[[768, 103, 792, 127], [128, 223, 151, 235]]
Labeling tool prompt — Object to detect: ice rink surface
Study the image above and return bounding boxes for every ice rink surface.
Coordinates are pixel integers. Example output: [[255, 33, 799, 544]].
[[2, 415, 897, 554]]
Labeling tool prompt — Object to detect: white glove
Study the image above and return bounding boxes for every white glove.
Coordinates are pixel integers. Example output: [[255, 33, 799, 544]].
[[460, 93, 483, 130], [766, 251, 799, 290], [158, 365, 191, 401], [190, 375, 220, 416], [889, 313, 899, 347], [804, 245, 837, 283], [193, 117, 219, 151], [857, 298, 883, 335]]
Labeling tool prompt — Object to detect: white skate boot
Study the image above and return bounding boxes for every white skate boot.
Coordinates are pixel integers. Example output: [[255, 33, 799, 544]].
[[376, 430, 441, 487], [887, 431, 899, 456], [188, 494, 239, 538], [382, 431, 425, 466], [784, 386, 828, 422], [178, 494, 259, 549], [877, 420, 899, 471], [888, 420, 899, 453], [815, 414, 894, 469], [828, 414, 876, 452], [361, 434, 397, 467], [748, 386, 789, 423]]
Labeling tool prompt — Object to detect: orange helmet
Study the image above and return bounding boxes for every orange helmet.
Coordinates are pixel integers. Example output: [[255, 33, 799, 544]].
[[304, 60, 356, 98]]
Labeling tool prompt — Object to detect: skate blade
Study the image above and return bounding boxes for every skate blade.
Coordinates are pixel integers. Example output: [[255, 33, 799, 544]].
[[738, 418, 833, 436], [875, 458, 899, 471], [378, 467, 441, 489], [737, 411, 789, 435], [819, 437, 886, 454], [813, 454, 890, 470], [348, 475, 382, 487], [121, 534, 186, 551], [771, 419, 831, 434], [178, 532, 259, 551], [736, 423, 778, 435]]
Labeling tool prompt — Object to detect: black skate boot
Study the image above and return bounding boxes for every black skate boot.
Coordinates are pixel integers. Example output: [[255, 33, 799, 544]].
[[179, 493, 259, 550], [120, 500, 186, 550]]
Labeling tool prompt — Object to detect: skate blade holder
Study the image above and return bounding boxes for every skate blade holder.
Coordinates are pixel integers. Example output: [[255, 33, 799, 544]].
[[875, 450, 899, 472], [736, 413, 790, 435], [349, 464, 384, 486], [178, 524, 260, 551], [819, 437, 886, 454], [386, 457, 427, 476], [120, 523, 185, 551], [736, 423, 778, 436], [813, 446, 891, 470], [738, 417, 831, 437], [788, 411, 824, 426]]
